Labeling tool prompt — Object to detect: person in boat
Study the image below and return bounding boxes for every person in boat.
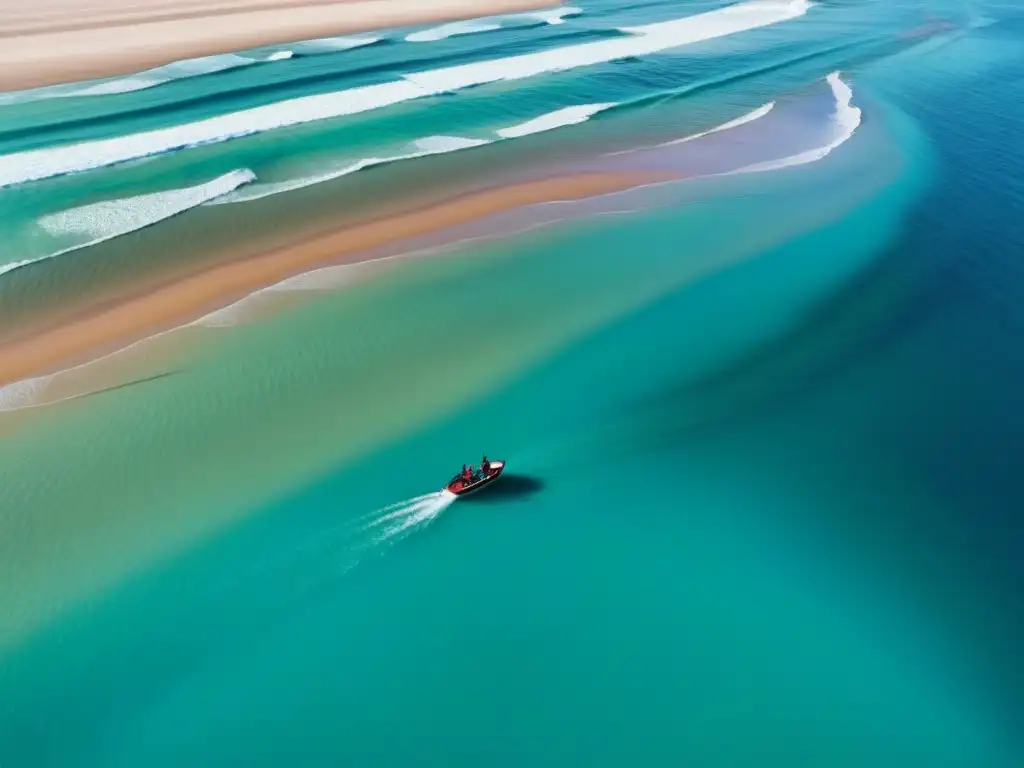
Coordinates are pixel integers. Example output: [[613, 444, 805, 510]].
[[480, 455, 490, 476], [461, 464, 474, 484]]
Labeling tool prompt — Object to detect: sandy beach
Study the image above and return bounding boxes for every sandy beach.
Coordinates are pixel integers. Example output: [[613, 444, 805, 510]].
[[0, 172, 666, 392], [0, 0, 556, 92]]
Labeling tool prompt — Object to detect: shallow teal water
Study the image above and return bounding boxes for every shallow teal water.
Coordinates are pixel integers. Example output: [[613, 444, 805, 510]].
[[2, 0, 1024, 765]]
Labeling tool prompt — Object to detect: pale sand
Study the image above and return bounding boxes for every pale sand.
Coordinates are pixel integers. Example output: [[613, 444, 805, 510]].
[[0, 173, 668, 391], [0, 0, 556, 92]]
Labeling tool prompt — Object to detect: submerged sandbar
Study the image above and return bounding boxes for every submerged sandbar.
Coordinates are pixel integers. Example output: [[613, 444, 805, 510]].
[[0, 172, 669, 394]]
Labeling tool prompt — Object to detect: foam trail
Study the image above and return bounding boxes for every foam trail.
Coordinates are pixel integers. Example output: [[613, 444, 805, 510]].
[[363, 498, 442, 529], [498, 102, 618, 138], [376, 491, 456, 543], [357, 493, 440, 527], [0, 0, 812, 190], [728, 71, 860, 175], [406, 20, 502, 43], [0, 170, 254, 278]]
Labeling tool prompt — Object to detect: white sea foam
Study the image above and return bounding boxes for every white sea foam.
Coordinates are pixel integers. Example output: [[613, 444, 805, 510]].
[[0, 0, 812, 190], [406, 19, 502, 43], [211, 135, 490, 205], [405, 0, 811, 90], [497, 102, 618, 138], [0, 170, 254, 278], [728, 71, 860, 175], [216, 98, 617, 206], [0, 378, 48, 412], [606, 99, 776, 158], [664, 101, 775, 145], [0, 53, 272, 105], [294, 35, 381, 53], [404, 4, 581, 42], [528, 6, 583, 25], [264, 51, 295, 62], [412, 135, 491, 153]]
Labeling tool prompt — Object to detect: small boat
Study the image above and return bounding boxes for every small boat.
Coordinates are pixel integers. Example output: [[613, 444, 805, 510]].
[[445, 460, 505, 497]]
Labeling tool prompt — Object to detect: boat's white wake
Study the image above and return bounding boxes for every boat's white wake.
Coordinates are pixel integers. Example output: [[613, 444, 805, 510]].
[[198, 489, 455, 610], [364, 491, 456, 544]]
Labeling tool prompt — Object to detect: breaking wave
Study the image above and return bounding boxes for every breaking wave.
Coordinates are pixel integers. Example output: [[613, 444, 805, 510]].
[[210, 136, 490, 205], [291, 35, 382, 54], [213, 101, 618, 205], [498, 102, 618, 138], [0, 170, 255, 278], [406, 19, 503, 43], [664, 101, 775, 145], [729, 71, 860, 175], [0, 0, 812, 190], [405, 5, 583, 42], [0, 51, 293, 106], [179, 489, 458, 614], [527, 6, 583, 25]]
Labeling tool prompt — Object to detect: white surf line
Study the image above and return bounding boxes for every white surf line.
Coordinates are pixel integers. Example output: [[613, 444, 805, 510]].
[[0, 0, 813, 189], [527, 6, 583, 25], [663, 101, 776, 145], [406, 19, 503, 43], [214, 102, 617, 205], [209, 136, 491, 206], [497, 102, 618, 138], [404, 5, 582, 42], [0, 170, 255, 279], [606, 101, 775, 157], [724, 71, 860, 175], [0, 51, 293, 106]]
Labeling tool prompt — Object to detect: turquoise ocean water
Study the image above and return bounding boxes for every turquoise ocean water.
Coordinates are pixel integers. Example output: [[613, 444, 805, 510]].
[[1, 0, 1023, 765]]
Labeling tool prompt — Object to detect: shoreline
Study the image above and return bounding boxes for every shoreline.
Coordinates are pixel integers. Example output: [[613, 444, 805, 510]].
[[0, 0, 556, 93], [0, 172, 670, 403]]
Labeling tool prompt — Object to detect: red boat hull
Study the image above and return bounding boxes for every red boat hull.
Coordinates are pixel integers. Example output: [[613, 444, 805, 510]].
[[446, 460, 505, 496]]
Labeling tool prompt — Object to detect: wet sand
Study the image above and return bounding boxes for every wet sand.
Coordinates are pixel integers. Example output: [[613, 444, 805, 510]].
[[0, 0, 556, 92], [0, 172, 669, 394]]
